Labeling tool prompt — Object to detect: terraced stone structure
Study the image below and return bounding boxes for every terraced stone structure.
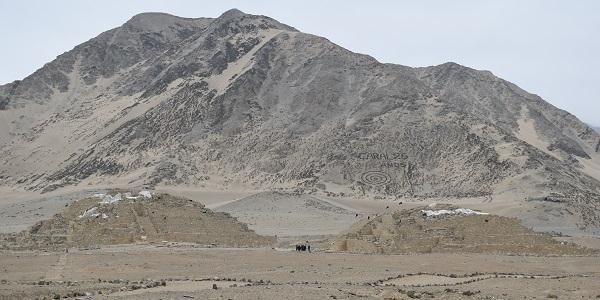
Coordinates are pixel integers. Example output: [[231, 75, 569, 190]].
[[331, 205, 593, 255], [0, 194, 274, 250]]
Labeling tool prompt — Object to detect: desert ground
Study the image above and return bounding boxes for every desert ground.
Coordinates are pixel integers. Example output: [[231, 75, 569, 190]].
[[1, 187, 600, 299], [1, 246, 599, 299]]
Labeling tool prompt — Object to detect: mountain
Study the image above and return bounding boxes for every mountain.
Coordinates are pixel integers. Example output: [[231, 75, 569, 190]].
[[1, 9, 599, 234]]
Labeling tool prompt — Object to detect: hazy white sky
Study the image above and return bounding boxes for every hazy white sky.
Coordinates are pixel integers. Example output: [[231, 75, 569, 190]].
[[0, 0, 598, 125]]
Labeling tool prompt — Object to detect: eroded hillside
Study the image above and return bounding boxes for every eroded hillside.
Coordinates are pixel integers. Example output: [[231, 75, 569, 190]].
[[0, 9, 599, 234]]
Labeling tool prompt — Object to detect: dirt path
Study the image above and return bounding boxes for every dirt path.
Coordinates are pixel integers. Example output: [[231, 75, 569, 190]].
[[45, 252, 68, 281]]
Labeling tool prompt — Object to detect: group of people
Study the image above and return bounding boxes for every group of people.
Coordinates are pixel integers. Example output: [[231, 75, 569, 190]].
[[295, 243, 311, 252]]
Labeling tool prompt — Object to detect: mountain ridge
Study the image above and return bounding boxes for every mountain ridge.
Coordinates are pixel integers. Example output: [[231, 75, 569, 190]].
[[0, 9, 599, 235]]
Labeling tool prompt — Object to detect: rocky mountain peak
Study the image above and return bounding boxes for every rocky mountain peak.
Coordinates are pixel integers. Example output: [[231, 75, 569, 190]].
[[208, 8, 297, 33], [123, 12, 211, 33], [218, 8, 247, 20]]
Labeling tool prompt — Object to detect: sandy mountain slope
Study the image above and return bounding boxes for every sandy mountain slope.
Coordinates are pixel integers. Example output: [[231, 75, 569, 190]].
[[214, 191, 357, 237], [0, 9, 599, 234]]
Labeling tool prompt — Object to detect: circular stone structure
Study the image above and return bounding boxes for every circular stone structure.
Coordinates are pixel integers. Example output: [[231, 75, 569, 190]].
[[360, 170, 392, 186]]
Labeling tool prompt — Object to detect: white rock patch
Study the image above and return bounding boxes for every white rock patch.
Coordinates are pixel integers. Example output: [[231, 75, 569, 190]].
[[139, 190, 152, 199], [99, 193, 122, 204], [421, 208, 488, 217], [79, 207, 100, 219]]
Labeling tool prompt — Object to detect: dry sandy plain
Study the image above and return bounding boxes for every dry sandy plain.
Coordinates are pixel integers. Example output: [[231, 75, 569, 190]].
[[1, 187, 600, 299]]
